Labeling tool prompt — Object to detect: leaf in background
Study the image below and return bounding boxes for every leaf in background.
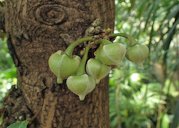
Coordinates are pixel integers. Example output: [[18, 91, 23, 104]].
[[7, 120, 29, 128], [144, 0, 160, 31], [136, 0, 145, 17], [0, 68, 16, 79], [161, 114, 170, 128], [129, 0, 136, 11]]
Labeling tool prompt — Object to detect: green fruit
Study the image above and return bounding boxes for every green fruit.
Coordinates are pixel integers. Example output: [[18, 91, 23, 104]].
[[48, 50, 81, 84], [67, 74, 96, 100], [95, 42, 126, 66], [86, 58, 111, 83], [126, 44, 149, 64]]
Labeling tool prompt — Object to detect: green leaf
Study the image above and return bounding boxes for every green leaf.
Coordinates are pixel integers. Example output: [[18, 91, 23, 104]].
[[7, 120, 29, 128], [161, 114, 170, 128]]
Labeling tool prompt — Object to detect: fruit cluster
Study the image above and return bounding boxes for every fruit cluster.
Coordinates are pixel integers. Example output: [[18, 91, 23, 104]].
[[48, 32, 149, 101]]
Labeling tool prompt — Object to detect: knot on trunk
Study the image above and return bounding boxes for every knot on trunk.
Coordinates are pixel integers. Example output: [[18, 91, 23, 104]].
[[35, 4, 67, 26]]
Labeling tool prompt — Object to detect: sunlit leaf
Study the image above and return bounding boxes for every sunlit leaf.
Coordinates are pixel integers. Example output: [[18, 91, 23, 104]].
[[161, 114, 170, 128]]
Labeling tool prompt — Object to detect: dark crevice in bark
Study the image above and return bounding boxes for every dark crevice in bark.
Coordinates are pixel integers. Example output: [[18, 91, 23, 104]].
[[7, 35, 21, 67], [0, 2, 5, 31], [1, 86, 34, 128]]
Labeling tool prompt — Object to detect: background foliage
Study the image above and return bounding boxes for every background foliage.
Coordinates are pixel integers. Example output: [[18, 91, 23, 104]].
[[110, 0, 179, 128], [0, 0, 178, 128], [0, 38, 16, 106]]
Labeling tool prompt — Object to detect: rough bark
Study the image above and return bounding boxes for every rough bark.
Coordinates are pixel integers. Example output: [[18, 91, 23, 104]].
[[2, 1, 114, 128]]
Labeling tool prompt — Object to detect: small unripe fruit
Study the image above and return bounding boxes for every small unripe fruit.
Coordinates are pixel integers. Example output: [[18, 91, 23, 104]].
[[86, 58, 111, 83], [48, 50, 81, 84], [126, 44, 149, 64], [67, 74, 96, 100], [95, 40, 126, 66]]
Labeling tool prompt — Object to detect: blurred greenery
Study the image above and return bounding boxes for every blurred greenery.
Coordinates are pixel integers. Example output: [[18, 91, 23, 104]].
[[0, 0, 179, 128], [110, 0, 179, 128], [0, 38, 17, 107]]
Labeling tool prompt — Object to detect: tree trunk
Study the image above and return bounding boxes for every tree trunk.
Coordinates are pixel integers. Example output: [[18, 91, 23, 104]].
[[2, 1, 114, 128]]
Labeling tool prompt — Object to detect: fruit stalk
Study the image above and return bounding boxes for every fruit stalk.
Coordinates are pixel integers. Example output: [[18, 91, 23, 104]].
[[110, 33, 137, 46], [65, 37, 93, 56], [76, 45, 90, 75]]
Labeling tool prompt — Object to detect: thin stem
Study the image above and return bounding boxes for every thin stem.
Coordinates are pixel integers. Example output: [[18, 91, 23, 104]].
[[93, 39, 111, 46], [65, 36, 93, 56], [76, 45, 90, 75], [65, 33, 137, 57], [65, 33, 138, 57], [110, 33, 138, 46], [109, 33, 129, 39]]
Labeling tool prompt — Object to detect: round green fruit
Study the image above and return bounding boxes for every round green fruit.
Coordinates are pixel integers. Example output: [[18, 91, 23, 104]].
[[95, 42, 126, 66], [67, 74, 96, 101], [48, 50, 81, 84], [86, 58, 111, 83], [126, 44, 149, 64]]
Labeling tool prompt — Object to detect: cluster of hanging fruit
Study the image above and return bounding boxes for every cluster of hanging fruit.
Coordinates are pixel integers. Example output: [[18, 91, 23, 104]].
[[48, 31, 149, 101]]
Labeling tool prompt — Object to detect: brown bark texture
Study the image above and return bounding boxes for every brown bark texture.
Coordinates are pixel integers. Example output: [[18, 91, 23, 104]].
[[2, 0, 114, 128]]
